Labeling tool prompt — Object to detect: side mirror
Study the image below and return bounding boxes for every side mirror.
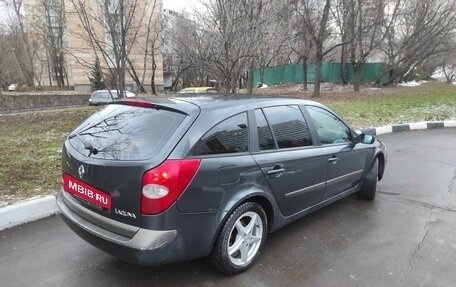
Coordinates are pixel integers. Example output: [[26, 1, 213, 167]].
[[357, 133, 375, 144]]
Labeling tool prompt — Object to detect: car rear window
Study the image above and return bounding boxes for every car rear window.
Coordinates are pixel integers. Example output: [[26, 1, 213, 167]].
[[68, 104, 186, 160]]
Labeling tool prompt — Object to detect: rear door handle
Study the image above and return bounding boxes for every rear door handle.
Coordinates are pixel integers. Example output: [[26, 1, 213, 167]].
[[267, 169, 285, 175], [328, 156, 339, 163], [267, 168, 285, 175]]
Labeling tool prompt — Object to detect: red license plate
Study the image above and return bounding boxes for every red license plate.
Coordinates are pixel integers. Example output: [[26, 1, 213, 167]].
[[63, 174, 112, 210]]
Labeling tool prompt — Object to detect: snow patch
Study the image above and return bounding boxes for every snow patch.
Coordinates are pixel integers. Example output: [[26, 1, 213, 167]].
[[398, 80, 427, 87]]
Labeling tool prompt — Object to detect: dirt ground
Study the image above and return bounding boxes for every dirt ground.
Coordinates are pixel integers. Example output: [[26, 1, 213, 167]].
[[253, 82, 399, 102]]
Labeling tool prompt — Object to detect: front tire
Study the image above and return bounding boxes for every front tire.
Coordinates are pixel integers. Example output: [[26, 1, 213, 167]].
[[358, 158, 379, 200], [211, 202, 267, 275]]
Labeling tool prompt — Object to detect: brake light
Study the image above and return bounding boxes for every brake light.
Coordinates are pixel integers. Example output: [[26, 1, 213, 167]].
[[141, 159, 201, 215], [120, 99, 152, 108]]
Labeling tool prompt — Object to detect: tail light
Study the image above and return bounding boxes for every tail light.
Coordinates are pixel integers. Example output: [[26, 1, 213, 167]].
[[141, 159, 201, 215]]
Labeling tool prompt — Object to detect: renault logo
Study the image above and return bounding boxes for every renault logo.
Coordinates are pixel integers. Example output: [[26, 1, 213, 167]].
[[78, 165, 85, 179]]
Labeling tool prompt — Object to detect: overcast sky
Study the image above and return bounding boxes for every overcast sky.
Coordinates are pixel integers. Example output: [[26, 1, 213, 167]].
[[162, 0, 203, 13]]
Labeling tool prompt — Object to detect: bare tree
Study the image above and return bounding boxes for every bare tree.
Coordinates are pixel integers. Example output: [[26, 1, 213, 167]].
[[442, 64, 456, 83], [163, 9, 217, 91], [186, 0, 273, 93], [335, 0, 387, 91], [142, 0, 161, 95], [0, 27, 25, 89], [68, 0, 149, 97], [435, 41, 456, 83], [33, 0, 68, 87], [313, 0, 332, 96], [379, 0, 456, 83], [125, 0, 162, 94], [1, 0, 38, 88], [289, 1, 316, 91], [251, 2, 293, 92], [332, 0, 355, 84], [293, 0, 348, 96]]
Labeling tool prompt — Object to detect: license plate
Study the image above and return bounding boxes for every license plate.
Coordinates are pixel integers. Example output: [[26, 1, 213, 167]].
[[63, 174, 112, 210]]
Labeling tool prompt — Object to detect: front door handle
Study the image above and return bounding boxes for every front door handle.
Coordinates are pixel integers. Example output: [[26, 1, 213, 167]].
[[328, 156, 339, 164], [267, 168, 285, 175]]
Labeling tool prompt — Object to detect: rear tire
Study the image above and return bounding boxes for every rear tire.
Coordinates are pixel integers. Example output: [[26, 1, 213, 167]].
[[211, 202, 267, 275], [358, 158, 378, 200]]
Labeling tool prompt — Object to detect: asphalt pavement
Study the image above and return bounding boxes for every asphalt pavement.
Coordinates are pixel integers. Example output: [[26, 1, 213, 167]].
[[1, 128, 455, 287]]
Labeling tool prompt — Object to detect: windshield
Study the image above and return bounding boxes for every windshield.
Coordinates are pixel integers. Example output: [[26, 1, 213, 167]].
[[68, 104, 186, 160]]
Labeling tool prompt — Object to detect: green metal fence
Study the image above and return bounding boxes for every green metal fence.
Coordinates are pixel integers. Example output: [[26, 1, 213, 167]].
[[252, 63, 390, 86]]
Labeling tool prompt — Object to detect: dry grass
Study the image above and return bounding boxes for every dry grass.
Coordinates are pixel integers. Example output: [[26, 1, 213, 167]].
[[0, 107, 97, 206], [255, 81, 456, 129]]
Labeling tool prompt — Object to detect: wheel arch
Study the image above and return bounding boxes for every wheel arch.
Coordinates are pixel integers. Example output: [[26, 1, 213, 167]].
[[209, 190, 277, 253]]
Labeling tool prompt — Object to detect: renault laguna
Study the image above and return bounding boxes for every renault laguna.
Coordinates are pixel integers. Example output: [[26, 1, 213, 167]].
[[57, 95, 386, 274]]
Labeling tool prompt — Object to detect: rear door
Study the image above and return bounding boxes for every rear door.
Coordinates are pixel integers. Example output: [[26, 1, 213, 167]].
[[305, 106, 368, 199], [251, 106, 327, 217], [177, 112, 262, 212]]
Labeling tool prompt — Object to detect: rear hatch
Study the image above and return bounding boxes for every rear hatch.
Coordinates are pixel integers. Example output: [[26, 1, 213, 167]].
[[62, 99, 197, 227]]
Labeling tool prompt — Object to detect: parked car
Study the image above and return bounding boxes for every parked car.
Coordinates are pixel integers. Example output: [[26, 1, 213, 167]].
[[8, 84, 17, 92], [57, 95, 386, 274], [177, 87, 218, 94], [89, 90, 135, 105]]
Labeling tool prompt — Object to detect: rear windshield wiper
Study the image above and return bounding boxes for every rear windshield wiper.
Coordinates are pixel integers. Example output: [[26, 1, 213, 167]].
[[69, 133, 99, 156]]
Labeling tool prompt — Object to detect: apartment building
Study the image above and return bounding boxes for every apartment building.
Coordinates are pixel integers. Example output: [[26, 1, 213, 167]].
[[24, 0, 164, 92]]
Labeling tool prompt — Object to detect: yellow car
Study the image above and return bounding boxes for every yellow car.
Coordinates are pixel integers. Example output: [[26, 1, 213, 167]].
[[177, 87, 218, 94]]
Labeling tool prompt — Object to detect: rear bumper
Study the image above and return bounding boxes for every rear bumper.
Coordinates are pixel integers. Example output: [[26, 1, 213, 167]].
[[57, 191, 177, 251], [57, 191, 181, 265], [57, 190, 221, 265]]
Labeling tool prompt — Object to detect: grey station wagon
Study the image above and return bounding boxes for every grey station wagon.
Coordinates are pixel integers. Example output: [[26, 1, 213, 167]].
[[57, 95, 386, 274]]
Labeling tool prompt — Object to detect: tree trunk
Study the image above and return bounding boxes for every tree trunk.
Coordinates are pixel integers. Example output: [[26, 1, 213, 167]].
[[230, 81, 236, 93], [313, 0, 330, 97], [313, 49, 323, 97], [46, 49, 53, 87], [14, 2, 35, 88], [353, 62, 363, 92], [340, 46, 348, 84], [127, 59, 146, 93], [151, 59, 157, 95], [302, 57, 308, 91], [353, 69, 361, 92], [247, 62, 254, 93]]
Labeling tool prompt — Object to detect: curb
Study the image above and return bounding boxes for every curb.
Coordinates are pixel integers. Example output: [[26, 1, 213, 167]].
[[1, 120, 455, 231], [358, 120, 456, 135], [0, 195, 59, 231]]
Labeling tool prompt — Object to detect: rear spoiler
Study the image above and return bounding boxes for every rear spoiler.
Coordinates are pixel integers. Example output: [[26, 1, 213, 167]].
[[110, 98, 188, 115]]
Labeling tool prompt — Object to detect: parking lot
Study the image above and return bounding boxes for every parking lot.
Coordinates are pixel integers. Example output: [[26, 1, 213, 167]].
[[1, 128, 455, 287]]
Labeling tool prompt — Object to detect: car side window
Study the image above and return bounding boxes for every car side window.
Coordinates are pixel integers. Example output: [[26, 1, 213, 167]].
[[307, 106, 352, 145], [106, 92, 116, 99], [263, 105, 313, 148], [254, 109, 276, 150], [192, 113, 249, 155]]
